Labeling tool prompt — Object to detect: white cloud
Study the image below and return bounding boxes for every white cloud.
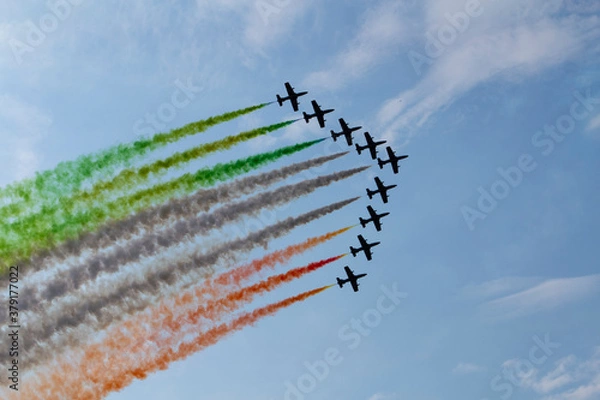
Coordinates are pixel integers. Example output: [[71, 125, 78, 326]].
[[195, 0, 314, 53], [478, 274, 600, 320], [460, 276, 545, 300], [303, 0, 412, 91], [500, 347, 600, 400], [378, 16, 593, 145], [586, 113, 600, 133], [0, 95, 52, 185], [376, 0, 600, 146], [452, 362, 486, 374], [368, 393, 399, 400]]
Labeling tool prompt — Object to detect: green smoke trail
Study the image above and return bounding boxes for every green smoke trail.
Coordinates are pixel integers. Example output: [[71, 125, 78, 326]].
[[0, 138, 325, 271], [6, 120, 297, 246], [0, 103, 271, 220]]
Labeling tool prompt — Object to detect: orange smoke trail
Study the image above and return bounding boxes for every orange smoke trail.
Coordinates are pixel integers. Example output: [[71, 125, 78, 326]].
[[20, 286, 333, 400], [117, 285, 333, 396], [214, 225, 353, 288], [153, 225, 353, 336], [161, 254, 345, 339], [18, 229, 352, 399]]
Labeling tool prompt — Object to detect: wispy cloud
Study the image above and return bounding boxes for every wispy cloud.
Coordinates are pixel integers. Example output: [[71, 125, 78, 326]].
[[368, 393, 399, 400], [376, 2, 600, 145], [303, 0, 412, 91], [460, 276, 545, 300], [452, 362, 486, 375], [501, 346, 600, 400], [586, 113, 600, 133], [0, 95, 52, 185], [478, 274, 600, 321]]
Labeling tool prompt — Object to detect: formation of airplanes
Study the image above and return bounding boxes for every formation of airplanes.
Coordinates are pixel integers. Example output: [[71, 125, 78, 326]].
[[276, 81, 410, 293]]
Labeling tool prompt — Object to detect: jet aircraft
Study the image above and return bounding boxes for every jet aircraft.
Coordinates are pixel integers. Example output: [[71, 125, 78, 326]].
[[377, 146, 408, 174], [366, 177, 397, 204], [355, 132, 386, 159], [303, 100, 334, 128], [349, 234, 381, 261], [359, 205, 390, 232], [337, 266, 367, 292], [276, 82, 308, 112], [330, 118, 361, 146]]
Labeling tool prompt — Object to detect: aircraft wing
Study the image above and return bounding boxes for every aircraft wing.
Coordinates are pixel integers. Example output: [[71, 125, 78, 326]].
[[386, 146, 396, 159], [357, 235, 368, 247], [373, 219, 382, 231], [290, 97, 299, 111], [284, 82, 294, 95], [380, 191, 389, 203], [350, 279, 360, 292]]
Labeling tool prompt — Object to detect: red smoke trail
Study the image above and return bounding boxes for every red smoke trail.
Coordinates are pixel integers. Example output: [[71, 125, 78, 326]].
[[214, 225, 353, 288], [20, 285, 333, 400], [148, 226, 353, 341], [161, 254, 345, 340]]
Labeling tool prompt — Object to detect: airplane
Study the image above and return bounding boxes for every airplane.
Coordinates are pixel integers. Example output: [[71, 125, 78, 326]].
[[276, 82, 308, 112], [330, 118, 361, 146], [337, 266, 367, 292], [366, 177, 397, 204], [303, 100, 334, 128], [359, 205, 390, 232], [377, 146, 409, 174], [355, 132, 386, 160], [349, 234, 381, 261]]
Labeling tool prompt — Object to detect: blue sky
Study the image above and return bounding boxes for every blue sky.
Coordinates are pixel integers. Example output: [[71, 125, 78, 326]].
[[1, 1, 600, 399]]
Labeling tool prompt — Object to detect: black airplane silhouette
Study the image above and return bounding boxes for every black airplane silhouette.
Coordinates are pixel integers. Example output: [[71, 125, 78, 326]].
[[359, 205, 390, 232], [276, 82, 308, 112], [349, 234, 380, 261], [377, 146, 408, 174], [303, 100, 334, 128], [330, 118, 361, 146], [337, 266, 367, 292], [355, 132, 386, 159], [366, 177, 397, 204]]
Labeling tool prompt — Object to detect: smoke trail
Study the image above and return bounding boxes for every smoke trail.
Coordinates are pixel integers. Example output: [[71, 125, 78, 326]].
[[22, 166, 367, 312], [14, 151, 349, 288], [0, 139, 324, 270], [0, 103, 270, 219], [153, 255, 345, 344], [9, 120, 297, 248], [212, 226, 353, 291], [19, 286, 331, 400], [19, 198, 357, 366]]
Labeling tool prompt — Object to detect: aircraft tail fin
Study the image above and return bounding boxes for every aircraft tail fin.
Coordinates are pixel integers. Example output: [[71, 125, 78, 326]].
[[303, 112, 310, 123], [355, 144, 362, 155], [330, 130, 338, 141], [377, 158, 386, 169], [276, 94, 284, 107], [350, 247, 358, 257], [366, 188, 375, 199], [337, 278, 344, 288], [359, 218, 367, 228]]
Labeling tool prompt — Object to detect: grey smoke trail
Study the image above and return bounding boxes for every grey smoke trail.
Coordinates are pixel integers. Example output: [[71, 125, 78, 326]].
[[14, 151, 348, 289], [18, 197, 359, 366], [22, 166, 368, 312]]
